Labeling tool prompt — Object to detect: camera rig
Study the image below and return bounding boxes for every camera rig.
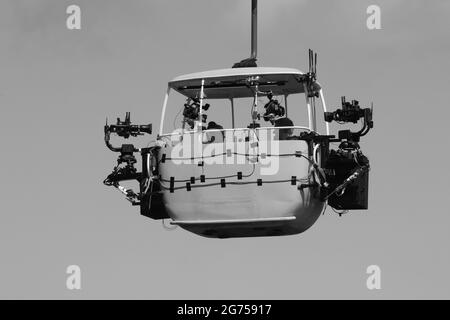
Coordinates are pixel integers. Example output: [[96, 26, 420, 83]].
[[103, 112, 168, 219], [316, 96, 374, 212], [182, 98, 210, 129], [324, 97, 373, 142], [262, 92, 286, 122]]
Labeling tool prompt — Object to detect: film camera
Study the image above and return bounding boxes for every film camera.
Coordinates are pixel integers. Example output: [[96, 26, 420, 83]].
[[324, 97, 372, 124], [183, 98, 210, 128], [262, 96, 285, 122], [324, 96, 373, 142], [105, 112, 152, 139]]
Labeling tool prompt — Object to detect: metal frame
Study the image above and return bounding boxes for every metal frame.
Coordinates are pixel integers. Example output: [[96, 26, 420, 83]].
[[302, 82, 315, 132], [171, 216, 296, 226], [230, 98, 235, 128], [159, 80, 329, 137], [319, 89, 330, 135], [284, 94, 288, 116], [158, 87, 171, 137], [158, 125, 311, 139], [197, 79, 205, 131]]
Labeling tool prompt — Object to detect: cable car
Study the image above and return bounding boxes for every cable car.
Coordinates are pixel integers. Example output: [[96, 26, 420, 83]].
[[102, 0, 374, 238]]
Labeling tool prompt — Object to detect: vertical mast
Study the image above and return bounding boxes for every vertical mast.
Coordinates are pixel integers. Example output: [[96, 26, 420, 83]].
[[251, 0, 257, 59]]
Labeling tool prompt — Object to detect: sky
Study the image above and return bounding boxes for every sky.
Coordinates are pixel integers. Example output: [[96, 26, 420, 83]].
[[0, 0, 449, 299]]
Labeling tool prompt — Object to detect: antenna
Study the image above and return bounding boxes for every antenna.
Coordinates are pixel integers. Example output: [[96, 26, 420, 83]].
[[306, 49, 319, 97], [308, 49, 317, 80], [251, 0, 257, 59], [314, 52, 317, 77]]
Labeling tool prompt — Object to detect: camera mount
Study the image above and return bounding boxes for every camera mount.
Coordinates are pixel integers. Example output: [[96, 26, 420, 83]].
[[324, 96, 373, 142], [182, 98, 210, 129], [103, 113, 153, 204]]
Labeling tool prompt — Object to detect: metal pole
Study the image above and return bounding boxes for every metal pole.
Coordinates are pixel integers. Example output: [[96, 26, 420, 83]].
[[230, 98, 235, 128], [251, 0, 257, 59], [319, 89, 330, 135], [159, 87, 171, 136], [284, 94, 288, 116], [198, 79, 205, 163], [303, 83, 314, 131], [198, 79, 205, 131], [311, 97, 317, 132]]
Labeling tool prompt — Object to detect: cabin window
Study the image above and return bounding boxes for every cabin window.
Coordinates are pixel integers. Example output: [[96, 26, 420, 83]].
[[202, 98, 232, 130], [162, 87, 313, 136], [162, 89, 189, 133], [286, 93, 310, 129]]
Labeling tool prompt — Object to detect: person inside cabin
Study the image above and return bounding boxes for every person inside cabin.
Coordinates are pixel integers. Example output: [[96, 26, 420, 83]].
[[262, 97, 294, 140], [205, 121, 225, 143]]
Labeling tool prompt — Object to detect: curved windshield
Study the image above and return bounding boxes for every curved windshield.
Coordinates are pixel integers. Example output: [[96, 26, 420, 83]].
[[161, 89, 311, 137]]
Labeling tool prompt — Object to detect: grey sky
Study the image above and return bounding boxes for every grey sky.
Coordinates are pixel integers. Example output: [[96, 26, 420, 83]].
[[0, 0, 449, 299]]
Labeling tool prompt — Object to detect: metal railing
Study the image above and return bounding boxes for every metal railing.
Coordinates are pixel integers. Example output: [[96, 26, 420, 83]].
[[158, 125, 311, 139]]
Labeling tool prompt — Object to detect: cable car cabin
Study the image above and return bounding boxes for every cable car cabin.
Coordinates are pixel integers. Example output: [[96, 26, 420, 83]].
[[102, 1, 373, 239], [154, 67, 330, 238]]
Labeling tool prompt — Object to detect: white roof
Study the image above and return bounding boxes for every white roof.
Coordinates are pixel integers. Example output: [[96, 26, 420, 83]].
[[170, 67, 304, 82], [168, 67, 319, 99]]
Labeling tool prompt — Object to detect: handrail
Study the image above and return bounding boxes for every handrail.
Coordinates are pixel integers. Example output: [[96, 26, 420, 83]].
[[158, 126, 311, 138]]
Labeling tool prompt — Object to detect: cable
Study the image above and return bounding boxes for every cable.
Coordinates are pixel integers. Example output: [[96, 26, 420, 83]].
[[159, 176, 311, 192], [331, 206, 349, 216], [160, 164, 257, 183], [164, 151, 314, 163], [353, 151, 362, 167], [323, 165, 369, 201]]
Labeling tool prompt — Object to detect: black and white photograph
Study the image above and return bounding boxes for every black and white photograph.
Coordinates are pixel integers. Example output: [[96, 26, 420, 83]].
[[0, 0, 449, 308]]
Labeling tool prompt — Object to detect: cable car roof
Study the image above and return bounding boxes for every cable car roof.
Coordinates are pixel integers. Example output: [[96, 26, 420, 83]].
[[168, 67, 320, 99]]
